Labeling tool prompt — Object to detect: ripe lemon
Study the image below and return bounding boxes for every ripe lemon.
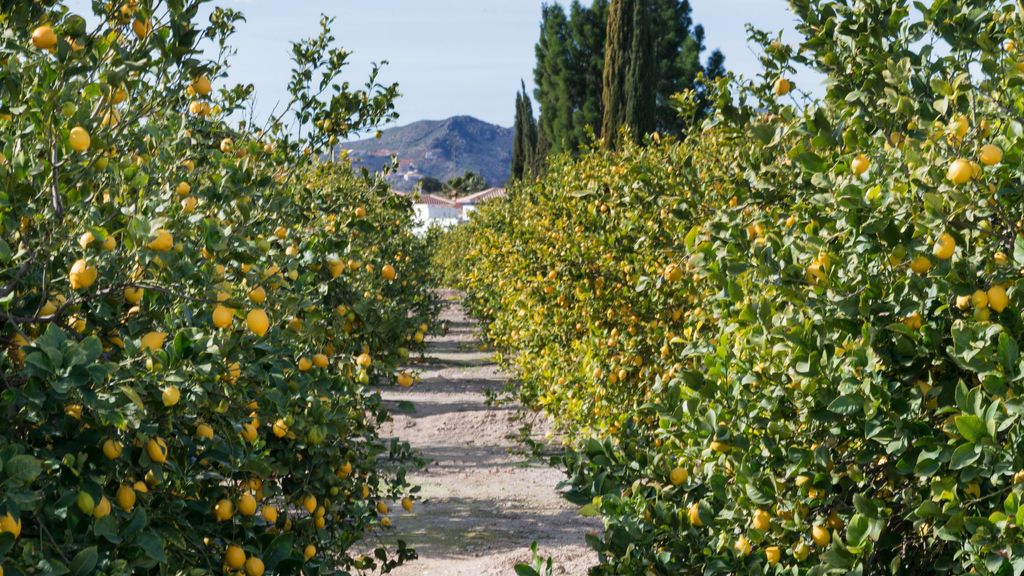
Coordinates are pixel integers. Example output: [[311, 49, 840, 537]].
[[710, 440, 729, 453], [956, 295, 972, 310], [241, 422, 258, 442], [238, 493, 257, 516], [765, 546, 781, 565], [988, 286, 1009, 312], [215, 499, 234, 522], [196, 423, 214, 440], [246, 309, 270, 336], [752, 509, 771, 531], [971, 289, 989, 309], [147, 229, 173, 251], [212, 304, 235, 329], [244, 556, 264, 576], [69, 259, 98, 289], [734, 534, 751, 556], [313, 353, 329, 368], [932, 232, 956, 260], [336, 462, 353, 478], [32, 25, 58, 49], [0, 513, 21, 538], [979, 144, 1003, 166], [93, 496, 111, 519], [304, 544, 316, 560], [381, 264, 397, 281], [402, 497, 414, 513], [397, 372, 414, 387], [947, 158, 973, 184], [116, 485, 136, 512], [101, 235, 116, 250], [303, 495, 317, 514], [181, 196, 198, 212], [688, 502, 703, 527], [669, 467, 688, 486], [131, 18, 151, 38], [261, 505, 279, 524], [354, 206, 367, 218], [175, 181, 191, 196], [146, 437, 167, 464], [773, 78, 792, 96], [272, 419, 289, 438], [248, 286, 266, 304], [811, 524, 830, 547], [851, 153, 870, 175], [224, 545, 246, 570], [124, 287, 144, 304], [102, 439, 123, 459], [141, 331, 167, 351], [68, 126, 91, 152], [192, 75, 213, 96], [909, 255, 932, 275], [376, 501, 389, 515], [328, 258, 345, 278], [356, 353, 372, 368], [297, 357, 312, 372], [162, 386, 180, 407]]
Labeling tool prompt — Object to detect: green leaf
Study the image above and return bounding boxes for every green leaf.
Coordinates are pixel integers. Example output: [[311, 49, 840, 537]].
[[5, 454, 41, 484], [950, 442, 979, 470], [514, 566, 541, 576], [846, 514, 870, 547], [578, 503, 600, 517], [954, 414, 987, 442], [69, 546, 98, 576], [828, 394, 863, 415], [1015, 236, 1024, 267]]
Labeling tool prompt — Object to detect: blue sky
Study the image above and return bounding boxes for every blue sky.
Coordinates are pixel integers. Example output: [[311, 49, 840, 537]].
[[69, 1, 809, 128]]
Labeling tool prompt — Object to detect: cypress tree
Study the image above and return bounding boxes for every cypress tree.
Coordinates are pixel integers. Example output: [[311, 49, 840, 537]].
[[602, 0, 652, 148], [534, 5, 573, 155], [511, 80, 539, 181]]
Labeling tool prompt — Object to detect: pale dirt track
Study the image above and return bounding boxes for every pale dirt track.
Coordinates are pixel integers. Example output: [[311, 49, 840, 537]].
[[372, 292, 600, 576]]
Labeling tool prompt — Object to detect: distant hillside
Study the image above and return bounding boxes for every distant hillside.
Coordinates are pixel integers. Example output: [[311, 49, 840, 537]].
[[340, 116, 513, 191]]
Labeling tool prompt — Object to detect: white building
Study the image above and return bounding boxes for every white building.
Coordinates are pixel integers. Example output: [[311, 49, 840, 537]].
[[409, 188, 506, 235]]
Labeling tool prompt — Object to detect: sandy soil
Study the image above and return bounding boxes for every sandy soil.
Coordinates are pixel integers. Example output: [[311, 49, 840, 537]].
[[372, 292, 601, 576]]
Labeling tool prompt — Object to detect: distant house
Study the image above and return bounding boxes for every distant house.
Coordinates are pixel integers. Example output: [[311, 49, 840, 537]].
[[408, 188, 506, 235]]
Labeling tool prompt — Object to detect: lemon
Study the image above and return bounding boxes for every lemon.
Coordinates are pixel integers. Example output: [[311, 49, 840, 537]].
[[304, 544, 316, 560], [116, 485, 136, 512], [734, 534, 751, 556], [0, 513, 21, 538], [93, 496, 111, 518], [261, 504, 279, 524], [376, 501, 389, 515], [248, 286, 266, 304], [212, 304, 235, 329], [196, 423, 214, 440], [851, 153, 870, 175], [336, 462, 353, 478], [215, 499, 234, 522], [68, 127, 91, 152], [101, 235, 116, 250], [979, 144, 1003, 166], [241, 422, 258, 442], [669, 467, 688, 486], [162, 386, 180, 407], [311, 353, 329, 368], [328, 258, 345, 278], [932, 232, 956, 260], [988, 285, 1009, 312], [688, 502, 703, 527], [765, 546, 781, 565], [303, 495, 317, 514], [146, 437, 168, 464], [356, 353, 372, 368], [147, 229, 173, 251], [972, 289, 989, 309], [397, 372, 414, 387], [909, 255, 932, 275], [272, 419, 289, 438], [773, 78, 792, 96], [297, 357, 312, 372], [238, 493, 257, 516], [947, 158, 973, 184], [811, 524, 830, 547], [69, 259, 98, 289], [102, 439, 123, 459], [752, 508, 771, 531], [381, 264, 397, 281], [354, 206, 367, 218], [141, 331, 167, 351], [246, 309, 270, 336], [32, 25, 58, 49], [956, 295, 972, 310], [244, 556, 264, 576], [402, 497, 414, 513], [181, 196, 198, 212], [124, 287, 144, 304], [224, 545, 246, 570], [793, 541, 811, 560], [131, 18, 151, 38]]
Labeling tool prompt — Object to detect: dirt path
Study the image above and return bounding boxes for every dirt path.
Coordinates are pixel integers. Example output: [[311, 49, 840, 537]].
[[374, 292, 600, 576]]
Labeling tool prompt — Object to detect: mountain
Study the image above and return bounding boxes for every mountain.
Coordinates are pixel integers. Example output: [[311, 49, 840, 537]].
[[340, 116, 513, 191]]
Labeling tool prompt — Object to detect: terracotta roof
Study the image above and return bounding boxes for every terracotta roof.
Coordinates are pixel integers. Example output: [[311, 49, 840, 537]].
[[458, 187, 506, 204], [416, 194, 459, 207]]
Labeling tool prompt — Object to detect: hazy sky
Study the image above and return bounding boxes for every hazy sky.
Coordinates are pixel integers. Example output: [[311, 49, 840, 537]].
[[68, 1, 809, 128]]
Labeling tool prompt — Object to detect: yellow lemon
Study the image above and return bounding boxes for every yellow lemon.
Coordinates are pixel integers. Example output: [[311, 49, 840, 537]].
[[240, 422, 258, 442], [932, 232, 956, 260], [811, 524, 830, 547], [215, 499, 234, 522], [979, 144, 1003, 166], [102, 439, 123, 459], [304, 544, 316, 560], [851, 153, 870, 175], [356, 353, 372, 368], [116, 485, 136, 512], [303, 495, 317, 514], [246, 309, 270, 336], [238, 493, 257, 516], [402, 497, 414, 513], [196, 423, 214, 440], [93, 496, 111, 519], [752, 509, 771, 531], [146, 437, 167, 464], [297, 357, 312, 372], [688, 503, 703, 527], [124, 287, 144, 304], [669, 467, 688, 486], [141, 331, 167, 351], [272, 419, 288, 438], [147, 229, 173, 251], [212, 304, 235, 329], [244, 557, 264, 576], [312, 353, 329, 368], [224, 545, 246, 570], [261, 505, 279, 524], [397, 372, 414, 387], [68, 126, 91, 152], [192, 75, 212, 96], [376, 501, 389, 515], [0, 513, 21, 538], [988, 286, 1009, 312], [947, 158, 973, 184], [32, 25, 58, 49], [162, 386, 180, 407], [248, 286, 266, 304], [69, 259, 98, 289], [773, 78, 792, 96], [909, 255, 932, 275], [381, 264, 397, 281], [765, 546, 781, 565], [734, 534, 751, 556], [354, 206, 367, 218], [972, 289, 990, 309]]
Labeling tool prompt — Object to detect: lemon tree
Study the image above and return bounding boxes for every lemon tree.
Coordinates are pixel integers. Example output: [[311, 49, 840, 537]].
[[442, 1, 1024, 573], [0, 2, 434, 574]]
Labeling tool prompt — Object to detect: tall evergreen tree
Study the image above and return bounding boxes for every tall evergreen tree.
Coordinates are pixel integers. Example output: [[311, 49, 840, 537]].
[[534, 5, 573, 155], [511, 80, 539, 181], [602, 0, 655, 148]]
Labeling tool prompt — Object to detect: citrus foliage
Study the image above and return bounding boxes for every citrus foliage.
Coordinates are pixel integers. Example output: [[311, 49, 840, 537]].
[[0, 1, 433, 574], [441, 1, 1024, 573]]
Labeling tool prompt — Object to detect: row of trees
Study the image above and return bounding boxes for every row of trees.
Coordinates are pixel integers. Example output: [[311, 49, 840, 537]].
[[511, 0, 725, 180]]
